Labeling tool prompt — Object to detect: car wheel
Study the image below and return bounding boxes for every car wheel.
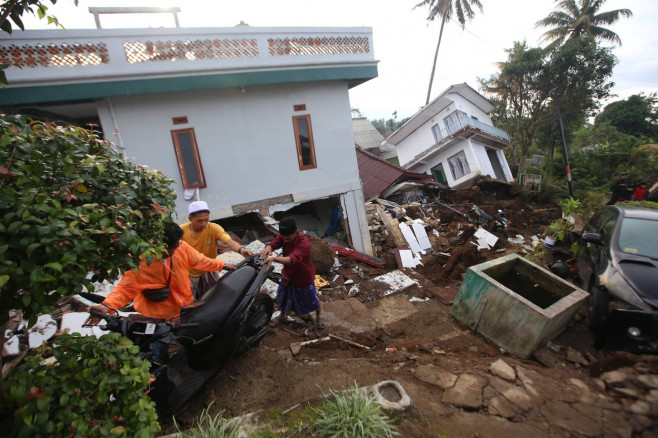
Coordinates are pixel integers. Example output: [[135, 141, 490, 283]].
[[587, 286, 609, 335]]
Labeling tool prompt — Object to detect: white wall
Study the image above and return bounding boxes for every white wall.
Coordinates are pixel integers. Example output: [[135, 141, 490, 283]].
[[97, 80, 373, 253], [445, 93, 493, 125], [412, 140, 477, 186]]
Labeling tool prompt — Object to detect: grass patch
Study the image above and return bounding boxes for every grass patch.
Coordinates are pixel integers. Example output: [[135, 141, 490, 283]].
[[313, 384, 398, 437], [175, 403, 241, 438]]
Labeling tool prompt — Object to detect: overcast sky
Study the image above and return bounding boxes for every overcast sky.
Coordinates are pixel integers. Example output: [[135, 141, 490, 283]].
[[19, 0, 658, 120]]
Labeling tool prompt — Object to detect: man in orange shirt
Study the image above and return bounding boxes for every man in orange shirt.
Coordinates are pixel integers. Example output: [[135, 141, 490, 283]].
[[89, 223, 235, 321], [181, 201, 253, 299]]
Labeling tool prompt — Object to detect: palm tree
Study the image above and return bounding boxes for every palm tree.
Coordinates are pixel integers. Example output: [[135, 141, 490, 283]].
[[416, 0, 483, 104], [536, 0, 632, 47]]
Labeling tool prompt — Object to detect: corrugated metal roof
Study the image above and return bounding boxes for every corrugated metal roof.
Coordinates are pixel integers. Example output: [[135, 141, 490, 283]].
[[356, 146, 447, 201]]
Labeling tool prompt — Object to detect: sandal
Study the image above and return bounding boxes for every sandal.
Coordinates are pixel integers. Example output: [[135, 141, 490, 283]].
[[315, 317, 326, 329]]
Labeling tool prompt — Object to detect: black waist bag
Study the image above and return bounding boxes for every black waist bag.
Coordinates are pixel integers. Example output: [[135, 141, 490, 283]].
[[142, 258, 173, 302]]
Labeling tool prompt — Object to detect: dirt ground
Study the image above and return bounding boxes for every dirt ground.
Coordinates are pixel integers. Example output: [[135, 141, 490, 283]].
[[5, 177, 655, 437], [161, 179, 658, 437]]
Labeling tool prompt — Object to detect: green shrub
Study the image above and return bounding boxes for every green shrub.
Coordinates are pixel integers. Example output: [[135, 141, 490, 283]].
[[0, 332, 159, 438], [0, 115, 176, 326], [313, 384, 397, 438]]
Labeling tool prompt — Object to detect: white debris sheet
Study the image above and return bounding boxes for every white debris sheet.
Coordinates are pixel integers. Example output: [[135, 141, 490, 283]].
[[411, 221, 432, 252], [28, 314, 58, 348], [371, 270, 417, 297], [398, 222, 424, 255], [217, 240, 282, 298], [60, 312, 107, 338], [397, 248, 423, 268], [473, 227, 498, 250]]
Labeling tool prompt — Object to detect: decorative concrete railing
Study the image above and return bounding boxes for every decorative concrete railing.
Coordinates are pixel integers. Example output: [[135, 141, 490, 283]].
[[0, 27, 374, 84], [440, 113, 510, 143]]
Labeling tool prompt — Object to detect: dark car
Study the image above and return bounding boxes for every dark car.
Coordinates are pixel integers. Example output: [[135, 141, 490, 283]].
[[576, 205, 658, 351]]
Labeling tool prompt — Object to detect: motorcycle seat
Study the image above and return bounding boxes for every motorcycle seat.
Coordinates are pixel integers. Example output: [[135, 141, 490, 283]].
[[179, 265, 259, 333]]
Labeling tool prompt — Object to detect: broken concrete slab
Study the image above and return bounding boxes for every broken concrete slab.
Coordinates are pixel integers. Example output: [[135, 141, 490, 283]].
[[414, 364, 458, 390], [489, 395, 516, 418], [540, 399, 602, 437], [369, 294, 417, 328], [369, 270, 416, 297], [321, 298, 376, 333], [442, 374, 487, 409], [489, 359, 516, 382]]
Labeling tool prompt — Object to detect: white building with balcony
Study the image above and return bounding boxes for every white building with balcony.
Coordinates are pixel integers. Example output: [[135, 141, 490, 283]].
[[0, 24, 378, 254], [386, 83, 513, 188]]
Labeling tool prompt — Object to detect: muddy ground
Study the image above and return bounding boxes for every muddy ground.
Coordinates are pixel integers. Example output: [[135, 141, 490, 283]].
[[162, 180, 658, 437]]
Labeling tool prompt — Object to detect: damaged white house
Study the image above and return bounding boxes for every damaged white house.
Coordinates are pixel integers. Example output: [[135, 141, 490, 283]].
[[385, 83, 513, 187], [0, 17, 379, 254]]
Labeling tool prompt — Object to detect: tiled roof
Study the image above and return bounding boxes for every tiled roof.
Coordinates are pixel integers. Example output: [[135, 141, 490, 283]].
[[356, 146, 447, 201]]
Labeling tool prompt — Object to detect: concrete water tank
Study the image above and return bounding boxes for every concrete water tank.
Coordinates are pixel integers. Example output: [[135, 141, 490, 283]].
[[450, 254, 588, 358]]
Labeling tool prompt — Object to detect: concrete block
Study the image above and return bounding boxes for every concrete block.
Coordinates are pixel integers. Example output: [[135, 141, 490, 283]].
[[450, 254, 588, 359]]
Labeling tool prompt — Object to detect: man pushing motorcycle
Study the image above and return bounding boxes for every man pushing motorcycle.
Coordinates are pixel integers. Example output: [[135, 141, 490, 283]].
[[87, 223, 236, 361]]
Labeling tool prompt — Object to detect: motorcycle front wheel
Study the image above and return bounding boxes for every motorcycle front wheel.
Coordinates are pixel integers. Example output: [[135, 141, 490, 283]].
[[245, 293, 275, 337], [234, 293, 274, 357]]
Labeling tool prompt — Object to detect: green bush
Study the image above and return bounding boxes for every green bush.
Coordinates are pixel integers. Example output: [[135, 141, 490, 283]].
[[313, 384, 397, 438], [0, 333, 160, 438], [0, 115, 176, 326]]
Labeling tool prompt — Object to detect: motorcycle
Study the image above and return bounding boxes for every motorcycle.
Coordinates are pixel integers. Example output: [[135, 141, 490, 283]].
[[86, 254, 279, 414]]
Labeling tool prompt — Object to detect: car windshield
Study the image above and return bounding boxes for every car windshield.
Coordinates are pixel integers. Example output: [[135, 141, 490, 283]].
[[617, 217, 658, 259]]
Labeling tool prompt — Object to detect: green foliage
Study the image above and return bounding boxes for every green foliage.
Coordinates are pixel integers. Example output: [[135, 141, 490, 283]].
[[0, 332, 160, 437], [175, 403, 241, 438], [545, 197, 582, 240], [0, 115, 177, 326], [628, 144, 658, 186], [596, 93, 658, 138], [565, 121, 652, 193], [313, 384, 397, 438], [481, 36, 616, 170], [0, 0, 77, 34], [369, 112, 404, 135], [618, 200, 658, 210], [536, 0, 633, 47], [415, 0, 483, 26]]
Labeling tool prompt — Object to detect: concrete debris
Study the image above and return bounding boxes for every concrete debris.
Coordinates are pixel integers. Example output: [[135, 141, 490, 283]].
[[28, 314, 58, 349], [370, 270, 416, 297], [395, 247, 423, 268], [473, 227, 498, 250]]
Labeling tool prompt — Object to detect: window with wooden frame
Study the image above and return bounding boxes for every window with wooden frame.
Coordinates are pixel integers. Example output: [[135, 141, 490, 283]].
[[171, 128, 206, 189], [292, 115, 317, 170]]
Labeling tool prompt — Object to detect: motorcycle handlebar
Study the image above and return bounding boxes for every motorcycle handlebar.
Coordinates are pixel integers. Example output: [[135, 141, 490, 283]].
[[90, 308, 113, 322]]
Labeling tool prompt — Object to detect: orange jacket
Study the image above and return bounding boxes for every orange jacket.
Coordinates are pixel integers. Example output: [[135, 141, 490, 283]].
[[103, 241, 224, 320]]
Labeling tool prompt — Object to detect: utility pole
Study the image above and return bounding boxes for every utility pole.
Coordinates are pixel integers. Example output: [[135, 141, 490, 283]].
[[555, 97, 574, 197]]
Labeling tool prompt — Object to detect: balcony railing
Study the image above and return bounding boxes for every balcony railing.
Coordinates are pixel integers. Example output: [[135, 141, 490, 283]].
[[0, 26, 374, 85], [438, 113, 510, 143], [406, 112, 509, 170]]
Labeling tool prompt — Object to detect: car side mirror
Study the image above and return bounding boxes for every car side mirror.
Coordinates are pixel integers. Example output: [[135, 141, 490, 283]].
[[581, 232, 602, 246]]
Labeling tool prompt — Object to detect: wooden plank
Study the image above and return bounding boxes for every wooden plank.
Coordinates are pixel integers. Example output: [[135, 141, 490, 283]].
[[375, 204, 406, 247]]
